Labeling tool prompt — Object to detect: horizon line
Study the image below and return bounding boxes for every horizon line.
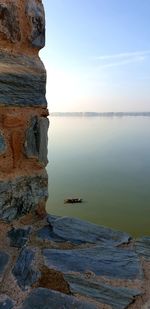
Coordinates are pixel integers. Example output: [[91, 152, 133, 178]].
[[50, 111, 150, 113], [50, 111, 150, 116]]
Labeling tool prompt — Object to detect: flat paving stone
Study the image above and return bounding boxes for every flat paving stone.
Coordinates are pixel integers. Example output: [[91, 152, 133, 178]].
[[64, 274, 142, 309], [52, 216, 131, 246], [0, 251, 9, 278], [12, 248, 39, 290], [20, 287, 97, 309], [135, 236, 150, 260], [47, 214, 61, 226], [43, 245, 142, 279], [36, 225, 65, 243]]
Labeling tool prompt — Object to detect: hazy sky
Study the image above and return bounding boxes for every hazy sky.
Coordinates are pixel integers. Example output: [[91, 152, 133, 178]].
[[40, 0, 150, 112]]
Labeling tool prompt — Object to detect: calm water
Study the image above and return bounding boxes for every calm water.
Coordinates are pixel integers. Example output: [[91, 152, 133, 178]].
[[46, 116, 150, 237]]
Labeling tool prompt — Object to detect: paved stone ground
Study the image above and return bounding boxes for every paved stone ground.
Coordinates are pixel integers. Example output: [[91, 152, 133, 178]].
[[0, 215, 150, 309]]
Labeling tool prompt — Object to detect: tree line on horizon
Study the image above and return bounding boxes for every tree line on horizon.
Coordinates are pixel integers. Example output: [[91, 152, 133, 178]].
[[51, 112, 150, 117]]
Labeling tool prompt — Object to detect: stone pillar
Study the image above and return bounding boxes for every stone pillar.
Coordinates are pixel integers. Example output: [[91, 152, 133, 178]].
[[0, 0, 49, 221]]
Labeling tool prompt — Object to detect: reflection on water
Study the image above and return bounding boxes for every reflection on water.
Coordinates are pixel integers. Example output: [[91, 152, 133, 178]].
[[46, 116, 150, 237]]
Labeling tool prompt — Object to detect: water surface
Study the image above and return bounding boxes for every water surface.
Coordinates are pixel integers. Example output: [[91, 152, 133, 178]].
[[46, 116, 150, 237]]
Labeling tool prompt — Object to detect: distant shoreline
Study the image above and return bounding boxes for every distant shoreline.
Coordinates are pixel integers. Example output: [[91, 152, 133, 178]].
[[51, 112, 150, 117]]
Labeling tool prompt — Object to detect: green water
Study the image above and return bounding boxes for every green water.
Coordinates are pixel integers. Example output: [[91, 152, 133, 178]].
[[46, 116, 150, 237]]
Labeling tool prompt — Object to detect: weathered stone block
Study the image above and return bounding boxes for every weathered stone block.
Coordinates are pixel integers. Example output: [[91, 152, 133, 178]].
[[0, 72, 46, 107], [0, 173, 48, 221], [8, 227, 31, 248], [38, 117, 49, 165], [0, 251, 9, 278], [0, 132, 6, 154], [0, 3, 21, 43], [0, 53, 47, 107], [24, 117, 38, 158], [65, 274, 142, 309], [52, 216, 131, 246], [47, 214, 61, 226], [135, 236, 150, 260], [37, 225, 65, 243], [20, 288, 97, 309], [12, 248, 39, 290], [44, 245, 142, 279], [26, 0, 45, 48], [24, 116, 49, 166]]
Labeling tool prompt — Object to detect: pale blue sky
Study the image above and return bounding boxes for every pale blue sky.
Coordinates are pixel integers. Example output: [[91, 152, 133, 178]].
[[40, 0, 150, 112]]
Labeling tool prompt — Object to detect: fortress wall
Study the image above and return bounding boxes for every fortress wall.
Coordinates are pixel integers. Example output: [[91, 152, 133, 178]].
[[0, 0, 49, 221]]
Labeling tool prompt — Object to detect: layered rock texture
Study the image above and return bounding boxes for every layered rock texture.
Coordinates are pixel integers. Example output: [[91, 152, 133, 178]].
[[0, 215, 150, 308], [0, 0, 49, 220]]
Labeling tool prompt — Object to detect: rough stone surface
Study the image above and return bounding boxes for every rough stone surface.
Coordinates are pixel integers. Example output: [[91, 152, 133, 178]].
[[0, 3, 21, 43], [0, 53, 46, 107], [44, 245, 142, 279], [52, 216, 131, 245], [135, 236, 150, 260], [65, 274, 142, 309], [47, 214, 61, 226], [0, 173, 48, 221], [12, 248, 39, 290], [0, 215, 150, 308], [26, 0, 45, 48], [0, 295, 13, 309], [7, 227, 31, 248], [20, 288, 97, 309], [24, 116, 49, 165], [0, 251, 9, 278], [37, 117, 49, 165], [0, 72, 46, 107], [0, 0, 48, 223], [0, 132, 6, 154], [37, 225, 65, 243]]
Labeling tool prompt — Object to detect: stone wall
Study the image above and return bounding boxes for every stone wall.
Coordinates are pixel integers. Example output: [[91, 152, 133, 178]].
[[0, 0, 49, 221]]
